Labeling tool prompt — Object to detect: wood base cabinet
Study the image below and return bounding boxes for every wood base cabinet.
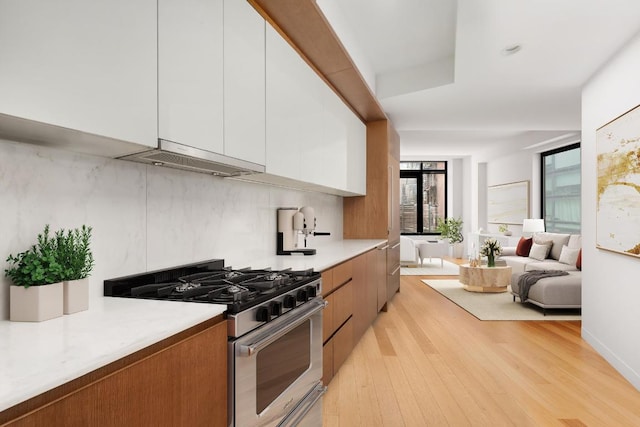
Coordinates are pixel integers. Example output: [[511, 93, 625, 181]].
[[373, 244, 388, 312], [387, 240, 401, 304], [322, 248, 384, 385], [2, 320, 228, 427], [321, 259, 354, 385]]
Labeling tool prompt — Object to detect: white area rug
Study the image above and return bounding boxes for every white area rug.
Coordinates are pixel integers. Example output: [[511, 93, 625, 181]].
[[401, 259, 460, 276], [421, 279, 582, 321]]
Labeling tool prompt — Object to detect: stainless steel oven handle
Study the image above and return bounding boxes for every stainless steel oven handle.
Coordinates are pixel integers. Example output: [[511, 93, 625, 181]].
[[239, 298, 327, 357]]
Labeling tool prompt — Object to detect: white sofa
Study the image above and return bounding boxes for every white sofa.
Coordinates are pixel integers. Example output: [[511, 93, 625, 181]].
[[501, 232, 582, 313], [501, 233, 582, 274]]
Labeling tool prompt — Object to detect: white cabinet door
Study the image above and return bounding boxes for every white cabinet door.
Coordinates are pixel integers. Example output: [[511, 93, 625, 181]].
[[345, 106, 366, 195], [158, 0, 224, 153], [223, 0, 265, 166], [318, 83, 366, 195], [266, 24, 323, 181], [0, 0, 157, 148], [262, 23, 365, 195], [317, 83, 348, 191]]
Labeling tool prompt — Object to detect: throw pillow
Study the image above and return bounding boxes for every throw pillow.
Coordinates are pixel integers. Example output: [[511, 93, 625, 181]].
[[559, 245, 581, 266], [534, 232, 570, 260], [576, 249, 582, 270], [529, 242, 552, 261], [516, 237, 533, 257]]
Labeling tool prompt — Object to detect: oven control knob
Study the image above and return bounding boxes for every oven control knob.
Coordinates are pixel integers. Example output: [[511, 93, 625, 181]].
[[297, 288, 308, 302], [271, 301, 283, 317], [305, 286, 317, 298], [283, 294, 297, 308], [256, 306, 271, 322]]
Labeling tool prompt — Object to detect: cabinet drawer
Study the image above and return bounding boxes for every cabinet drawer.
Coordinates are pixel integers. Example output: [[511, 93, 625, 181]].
[[321, 269, 334, 296], [333, 260, 353, 287], [333, 280, 353, 331], [322, 340, 334, 386], [332, 318, 354, 375], [387, 264, 400, 302], [387, 240, 400, 274], [322, 292, 334, 343]]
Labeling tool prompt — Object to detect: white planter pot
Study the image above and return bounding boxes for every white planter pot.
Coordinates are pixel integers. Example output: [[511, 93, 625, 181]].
[[452, 242, 465, 259], [64, 277, 89, 314], [10, 282, 64, 322]]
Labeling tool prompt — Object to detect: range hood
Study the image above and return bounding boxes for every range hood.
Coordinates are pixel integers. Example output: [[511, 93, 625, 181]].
[[118, 139, 265, 177]]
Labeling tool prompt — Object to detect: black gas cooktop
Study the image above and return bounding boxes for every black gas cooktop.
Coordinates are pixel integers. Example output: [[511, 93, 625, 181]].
[[103, 259, 320, 314]]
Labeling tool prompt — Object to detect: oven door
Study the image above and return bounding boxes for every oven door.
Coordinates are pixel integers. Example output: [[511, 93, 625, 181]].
[[230, 296, 325, 427]]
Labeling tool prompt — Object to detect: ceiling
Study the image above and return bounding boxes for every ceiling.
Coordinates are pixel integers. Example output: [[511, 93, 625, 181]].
[[316, 0, 640, 160]]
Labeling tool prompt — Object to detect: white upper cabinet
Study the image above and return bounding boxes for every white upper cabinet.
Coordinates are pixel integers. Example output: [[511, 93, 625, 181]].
[[318, 85, 366, 195], [0, 0, 157, 151], [223, 0, 265, 166], [315, 83, 348, 191], [266, 24, 324, 182], [265, 22, 365, 195], [346, 107, 367, 195], [158, 0, 224, 154]]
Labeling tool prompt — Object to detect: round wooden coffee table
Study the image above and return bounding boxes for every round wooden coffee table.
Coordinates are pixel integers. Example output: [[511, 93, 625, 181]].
[[459, 264, 512, 293]]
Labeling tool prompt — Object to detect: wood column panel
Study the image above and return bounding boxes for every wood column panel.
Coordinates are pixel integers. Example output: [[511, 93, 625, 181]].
[[344, 120, 392, 239]]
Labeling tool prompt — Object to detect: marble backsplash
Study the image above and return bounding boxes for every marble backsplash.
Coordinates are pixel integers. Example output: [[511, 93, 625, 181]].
[[0, 139, 343, 320]]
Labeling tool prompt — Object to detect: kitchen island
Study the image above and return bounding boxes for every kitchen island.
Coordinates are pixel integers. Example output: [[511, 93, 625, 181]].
[[0, 238, 384, 425]]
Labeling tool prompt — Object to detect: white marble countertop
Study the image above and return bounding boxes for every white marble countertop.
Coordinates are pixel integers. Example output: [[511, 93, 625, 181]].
[[250, 239, 388, 272], [0, 238, 385, 414]]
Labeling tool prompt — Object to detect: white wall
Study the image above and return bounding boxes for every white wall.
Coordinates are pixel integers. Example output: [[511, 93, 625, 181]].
[[581, 31, 640, 390], [0, 140, 343, 320]]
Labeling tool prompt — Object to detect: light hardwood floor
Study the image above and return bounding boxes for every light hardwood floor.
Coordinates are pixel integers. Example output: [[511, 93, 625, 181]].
[[322, 265, 640, 426]]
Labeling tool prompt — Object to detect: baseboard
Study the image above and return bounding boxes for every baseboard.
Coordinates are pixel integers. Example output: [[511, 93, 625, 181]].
[[582, 326, 640, 391]]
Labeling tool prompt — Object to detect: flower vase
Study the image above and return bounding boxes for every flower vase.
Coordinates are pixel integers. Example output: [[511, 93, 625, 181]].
[[487, 252, 495, 268]]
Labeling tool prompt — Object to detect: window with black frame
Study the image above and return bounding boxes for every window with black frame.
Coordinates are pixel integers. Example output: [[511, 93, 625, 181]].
[[400, 161, 447, 234], [541, 143, 581, 233]]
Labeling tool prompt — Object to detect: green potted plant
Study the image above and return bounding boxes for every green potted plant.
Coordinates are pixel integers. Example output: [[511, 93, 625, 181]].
[[436, 217, 464, 243], [5, 225, 65, 322], [498, 223, 512, 236], [436, 217, 464, 258], [56, 225, 94, 314]]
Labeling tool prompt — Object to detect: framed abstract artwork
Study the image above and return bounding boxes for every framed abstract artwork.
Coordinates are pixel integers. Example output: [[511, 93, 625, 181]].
[[487, 181, 530, 225], [596, 104, 640, 258]]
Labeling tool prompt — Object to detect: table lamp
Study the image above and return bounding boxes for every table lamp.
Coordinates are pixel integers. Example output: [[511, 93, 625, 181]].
[[522, 218, 545, 237]]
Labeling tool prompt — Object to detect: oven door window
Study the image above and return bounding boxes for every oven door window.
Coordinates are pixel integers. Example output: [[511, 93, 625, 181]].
[[256, 320, 311, 414]]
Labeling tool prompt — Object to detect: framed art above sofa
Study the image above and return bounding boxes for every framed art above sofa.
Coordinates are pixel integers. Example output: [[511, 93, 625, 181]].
[[488, 180, 530, 225]]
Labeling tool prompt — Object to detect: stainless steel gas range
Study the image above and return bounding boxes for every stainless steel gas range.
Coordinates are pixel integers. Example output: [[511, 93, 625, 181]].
[[104, 259, 326, 427]]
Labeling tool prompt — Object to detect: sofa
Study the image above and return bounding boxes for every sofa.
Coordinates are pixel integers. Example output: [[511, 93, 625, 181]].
[[500, 232, 582, 313]]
